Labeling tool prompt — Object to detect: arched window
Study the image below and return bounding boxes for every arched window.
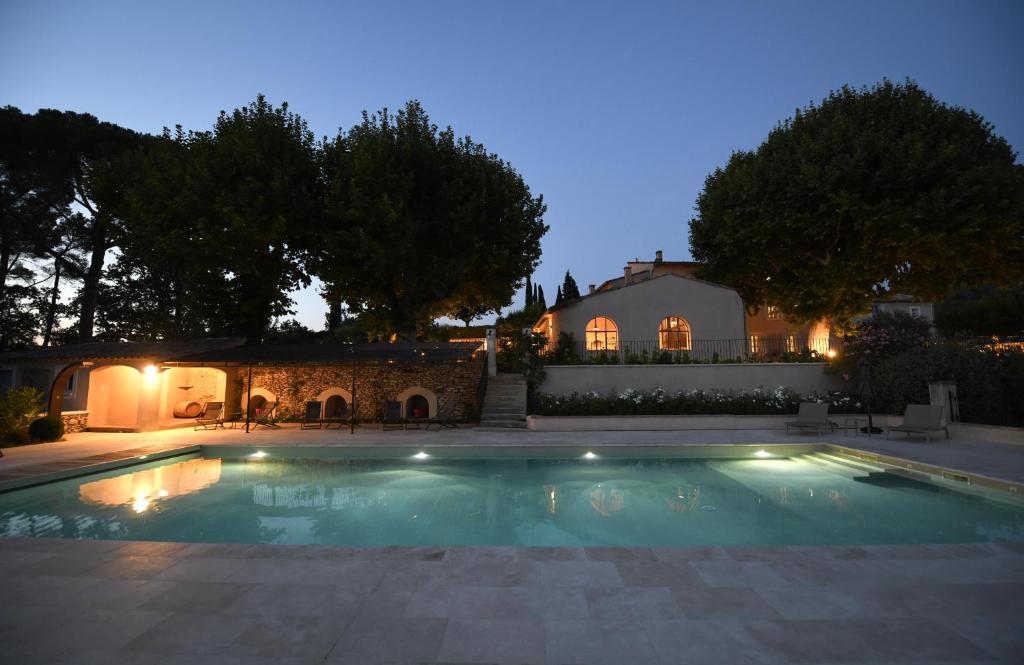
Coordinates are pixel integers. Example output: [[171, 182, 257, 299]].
[[659, 316, 691, 350], [585, 316, 618, 351]]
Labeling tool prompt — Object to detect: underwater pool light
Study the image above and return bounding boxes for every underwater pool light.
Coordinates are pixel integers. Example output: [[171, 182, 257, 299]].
[[413, 451, 430, 460], [583, 452, 597, 459], [250, 451, 267, 459], [754, 449, 773, 458]]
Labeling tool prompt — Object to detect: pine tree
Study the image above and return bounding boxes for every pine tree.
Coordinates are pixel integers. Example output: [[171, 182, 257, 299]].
[[536, 285, 547, 310], [525, 274, 533, 307], [562, 271, 580, 300]]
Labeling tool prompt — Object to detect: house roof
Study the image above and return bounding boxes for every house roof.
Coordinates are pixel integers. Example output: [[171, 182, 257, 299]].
[[0, 339, 483, 366], [539, 271, 736, 319], [0, 338, 245, 363]]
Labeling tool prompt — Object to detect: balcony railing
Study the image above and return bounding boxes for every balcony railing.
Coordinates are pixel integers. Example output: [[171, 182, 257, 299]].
[[542, 337, 841, 365]]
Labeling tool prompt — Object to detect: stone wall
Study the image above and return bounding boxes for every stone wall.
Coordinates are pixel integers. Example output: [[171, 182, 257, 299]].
[[236, 359, 486, 422], [60, 410, 89, 433], [541, 362, 844, 397]]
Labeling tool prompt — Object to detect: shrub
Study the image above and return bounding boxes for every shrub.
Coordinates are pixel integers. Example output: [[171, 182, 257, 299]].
[[28, 415, 64, 443], [0, 386, 44, 445], [536, 387, 861, 417]]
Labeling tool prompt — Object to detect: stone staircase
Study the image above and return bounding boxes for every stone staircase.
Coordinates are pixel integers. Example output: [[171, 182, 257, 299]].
[[478, 373, 528, 429]]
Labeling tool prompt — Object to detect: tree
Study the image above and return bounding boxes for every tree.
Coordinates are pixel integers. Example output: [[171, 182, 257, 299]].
[[561, 271, 580, 300], [554, 285, 563, 306], [934, 283, 1024, 337], [536, 284, 547, 310], [320, 101, 547, 340], [689, 79, 1024, 324], [525, 274, 534, 307]]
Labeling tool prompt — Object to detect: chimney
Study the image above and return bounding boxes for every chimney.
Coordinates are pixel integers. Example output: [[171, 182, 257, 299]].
[[588, 284, 596, 294], [624, 266, 631, 283], [655, 250, 663, 263]]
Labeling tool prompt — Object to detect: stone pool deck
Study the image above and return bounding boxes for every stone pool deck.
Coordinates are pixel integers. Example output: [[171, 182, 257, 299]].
[[1, 538, 1022, 664], [2, 426, 1023, 664]]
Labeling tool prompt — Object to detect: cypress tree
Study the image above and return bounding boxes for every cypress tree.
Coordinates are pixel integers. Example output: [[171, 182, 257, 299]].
[[525, 274, 533, 307], [554, 285, 563, 306], [537, 284, 547, 310]]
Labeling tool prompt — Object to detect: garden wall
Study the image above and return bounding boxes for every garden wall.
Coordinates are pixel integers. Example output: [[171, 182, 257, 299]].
[[237, 359, 485, 422], [540, 363, 844, 397]]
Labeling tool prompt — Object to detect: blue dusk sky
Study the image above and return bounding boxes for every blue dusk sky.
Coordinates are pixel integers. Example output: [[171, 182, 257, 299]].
[[2, 0, 1022, 329]]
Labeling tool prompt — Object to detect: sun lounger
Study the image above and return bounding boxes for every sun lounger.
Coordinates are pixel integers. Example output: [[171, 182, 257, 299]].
[[427, 399, 459, 431], [324, 405, 354, 429], [382, 400, 404, 430], [194, 401, 225, 430], [252, 401, 280, 429], [785, 402, 833, 435], [301, 401, 323, 429], [886, 404, 948, 443]]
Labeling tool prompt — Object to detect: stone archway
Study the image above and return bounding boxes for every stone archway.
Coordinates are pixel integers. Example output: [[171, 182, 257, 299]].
[[317, 387, 353, 418], [85, 365, 142, 429], [243, 388, 277, 416], [395, 386, 438, 419]]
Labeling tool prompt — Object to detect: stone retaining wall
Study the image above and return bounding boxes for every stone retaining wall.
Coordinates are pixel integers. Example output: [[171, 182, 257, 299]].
[[60, 410, 89, 433], [236, 359, 485, 422]]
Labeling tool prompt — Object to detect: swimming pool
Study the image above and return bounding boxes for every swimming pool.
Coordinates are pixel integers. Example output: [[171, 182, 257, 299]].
[[1, 450, 1021, 547]]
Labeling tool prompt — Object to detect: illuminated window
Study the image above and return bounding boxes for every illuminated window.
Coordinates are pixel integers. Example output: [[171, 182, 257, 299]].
[[658, 316, 691, 350], [767, 306, 780, 320], [750, 335, 761, 354], [786, 335, 797, 353], [585, 316, 618, 351]]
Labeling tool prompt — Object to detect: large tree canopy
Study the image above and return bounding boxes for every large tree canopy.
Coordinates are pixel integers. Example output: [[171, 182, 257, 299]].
[[319, 101, 547, 340], [689, 79, 1024, 324]]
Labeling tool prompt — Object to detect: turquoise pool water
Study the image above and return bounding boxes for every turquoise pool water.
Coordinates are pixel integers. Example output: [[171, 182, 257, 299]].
[[1, 453, 1021, 547]]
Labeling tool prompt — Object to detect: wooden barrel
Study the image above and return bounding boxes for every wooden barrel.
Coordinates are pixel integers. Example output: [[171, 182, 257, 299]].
[[173, 400, 202, 418]]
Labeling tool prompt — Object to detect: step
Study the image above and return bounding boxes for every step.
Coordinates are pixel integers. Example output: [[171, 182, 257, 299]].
[[479, 420, 527, 428]]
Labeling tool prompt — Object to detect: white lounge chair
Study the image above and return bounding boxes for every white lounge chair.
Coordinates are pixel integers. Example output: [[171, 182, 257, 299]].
[[886, 404, 949, 443], [785, 402, 833, 435]]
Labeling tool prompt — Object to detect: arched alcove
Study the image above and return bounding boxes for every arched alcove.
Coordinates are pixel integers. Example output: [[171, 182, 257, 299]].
[[86, 365, 142, 429], [316, 387, 353, 418], [395, 386, 438, 420], [160, 366, 228, 420], [243, 388, 277, 417]]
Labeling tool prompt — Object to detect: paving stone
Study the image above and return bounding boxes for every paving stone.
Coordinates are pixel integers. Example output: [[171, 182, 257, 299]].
[[154, 557, 243, 582], [18, 553, 112, 576], [515, 546, 586, 561], [85, 555, 178, 580], [545, 619, 658, 665], [854, 618, 996, 662], [436, 618, 545, 665], [673, 585, 783, 620], [20, 608, 172, 652], [405, 585, 501, 618], [615, 560, 706, 587], [493, 587, 590, 619], [644, 618, 773, 665], [140, 581, 254, 613], [742, 618, 884, 663], [586, 586, 681, 620], [226, 613, 352, 661], [125, 612, 256, 654], [325, 615, 447, 664], [584, 546, 656, 561], [538, 561, 622, 588]]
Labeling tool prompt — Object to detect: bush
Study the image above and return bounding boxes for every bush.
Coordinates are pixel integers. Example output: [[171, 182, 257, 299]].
[[28, 415, 64, 443], [537, 387, 861, 417], [0, 386, 44, 445], [870, 345, 1024, 426]]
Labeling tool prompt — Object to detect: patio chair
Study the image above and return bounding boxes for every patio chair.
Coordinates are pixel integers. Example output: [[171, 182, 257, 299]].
[[785, 402, 833, 435], [427, 399, 459, 431], [301, 401, 324, 429], [886, 404, 949, 443], [194, 402, 225, 431], [381, 400, 404, 431], [324, 404, 354, 429], [252, 401, 280, 429]]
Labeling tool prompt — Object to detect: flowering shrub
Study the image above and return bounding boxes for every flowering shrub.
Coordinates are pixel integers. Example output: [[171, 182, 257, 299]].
[[537, 386, 861, 416]]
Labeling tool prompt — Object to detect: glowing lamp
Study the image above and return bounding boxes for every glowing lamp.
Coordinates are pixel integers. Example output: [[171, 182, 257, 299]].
[[825, 349, 838, 359], [143, 364, 158, 376]]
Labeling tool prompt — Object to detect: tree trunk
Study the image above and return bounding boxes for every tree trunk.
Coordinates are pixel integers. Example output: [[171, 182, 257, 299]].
[[42, 253, 63, 346], [77, 218, 107, 342]]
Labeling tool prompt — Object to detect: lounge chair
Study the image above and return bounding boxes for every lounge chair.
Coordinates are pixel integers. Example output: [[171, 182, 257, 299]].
[[324, 404, 354, 429], [427, 400, 459, 431], [785, 402, 833, 435], [886, 404, 949, 443], [301, 401, 323, 429], [194, 402, 225, 431], [381, 400, 404, 431], [252, 401, 280, 429]]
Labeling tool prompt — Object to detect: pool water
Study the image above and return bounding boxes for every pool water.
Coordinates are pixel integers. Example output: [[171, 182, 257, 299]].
[[1, 453, 1021, 547]]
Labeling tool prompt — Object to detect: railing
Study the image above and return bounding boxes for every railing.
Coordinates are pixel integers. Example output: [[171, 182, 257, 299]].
[[542, 337, 841, 365]]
